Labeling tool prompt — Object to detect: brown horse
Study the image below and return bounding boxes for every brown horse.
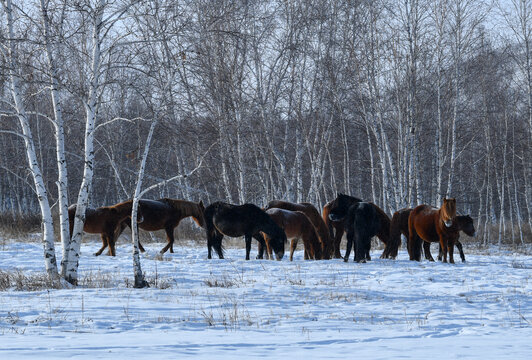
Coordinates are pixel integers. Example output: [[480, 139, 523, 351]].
[[322, 199, 349, 258], [391, 207, 472, 262], [264, 200, 332, 259], [117, 198, 205, 254], [68, 200, 142, 257], [408, 198, 457, 263], [261, 208, 323, 261], [326, 193, 394, 259]]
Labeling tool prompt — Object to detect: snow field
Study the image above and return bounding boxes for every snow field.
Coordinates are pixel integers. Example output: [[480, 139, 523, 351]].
[[0, 240, 530, 359]]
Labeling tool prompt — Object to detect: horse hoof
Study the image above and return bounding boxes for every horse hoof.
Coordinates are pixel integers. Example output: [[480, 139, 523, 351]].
[[343, 258, 348, 263]]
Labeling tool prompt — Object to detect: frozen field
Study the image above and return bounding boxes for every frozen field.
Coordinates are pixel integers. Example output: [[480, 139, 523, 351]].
[[0, 239, 531, 359]]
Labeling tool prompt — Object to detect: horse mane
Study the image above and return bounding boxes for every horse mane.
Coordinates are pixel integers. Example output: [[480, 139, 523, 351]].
[[105, 199, 133, 213], [159, 198, 203, 218], [338, 193, 363, 203]]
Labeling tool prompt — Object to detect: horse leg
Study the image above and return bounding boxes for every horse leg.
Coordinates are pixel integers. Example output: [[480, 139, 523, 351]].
[[407, 222, 417, 261], [439, 238, 448, 263], [448, 239, 455, 264], [214, 233, 224, 259], [159, 226, 176, 254], [354, 233, 366, 263], [253, 233, 268, 260], [333, 226, 343, 259], [456, 240, 465, 262], [344, 230, 354, 263], [94, 234, 108, 256], [107, 233, 116, 256], [207, 234, 212, 259], [290, 239, 297, 261], [245, 234, 252, 260], [423, 241, 435, 261], [256, 240, 265, 259], [415, 236, 423, 261]]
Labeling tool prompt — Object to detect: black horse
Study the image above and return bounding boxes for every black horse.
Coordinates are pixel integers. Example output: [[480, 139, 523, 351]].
[[329, 201, 378, 262], [204, 201, 287, 260], [327, 193, 390, 263]]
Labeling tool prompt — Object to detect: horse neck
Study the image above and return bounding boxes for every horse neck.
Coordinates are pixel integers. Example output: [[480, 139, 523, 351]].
[[111, 201, 133, 218], [261, 217, 282, 238], [454, 216, 469, 230], [180, 201, 202, 219]]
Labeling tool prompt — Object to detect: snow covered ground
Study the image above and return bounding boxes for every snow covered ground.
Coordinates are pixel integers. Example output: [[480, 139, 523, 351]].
[[0, 239, 530, 359]]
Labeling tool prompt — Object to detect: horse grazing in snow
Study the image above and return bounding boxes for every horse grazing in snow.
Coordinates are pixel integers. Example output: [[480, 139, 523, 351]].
[[204, 202, 286, 260], [261, 208, 323, 261]]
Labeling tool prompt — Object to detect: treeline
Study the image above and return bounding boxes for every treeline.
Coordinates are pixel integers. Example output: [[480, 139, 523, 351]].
[[1, 0, 531, 248]]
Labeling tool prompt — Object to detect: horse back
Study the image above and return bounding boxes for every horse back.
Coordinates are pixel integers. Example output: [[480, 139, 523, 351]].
[[409, 205, 440, 242]]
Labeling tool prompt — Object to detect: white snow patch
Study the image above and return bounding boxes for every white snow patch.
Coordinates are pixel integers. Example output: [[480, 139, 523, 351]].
[[0, 240, 530, 359]]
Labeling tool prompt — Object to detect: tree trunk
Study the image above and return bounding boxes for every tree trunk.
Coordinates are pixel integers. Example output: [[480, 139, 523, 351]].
[[3, 0, 58, 279], [65, 0, 105, 285]]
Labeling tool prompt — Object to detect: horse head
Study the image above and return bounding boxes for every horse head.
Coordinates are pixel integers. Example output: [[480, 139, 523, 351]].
[[192, 200, 206, 228], [460, 215, 476, 237], [269, 226, 287, 261], [328, 193, 357, 222], [442, 198, 456, 227]]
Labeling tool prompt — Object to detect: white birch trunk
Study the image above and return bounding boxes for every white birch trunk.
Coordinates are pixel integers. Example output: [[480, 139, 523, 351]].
[[131, 120, 157, 289], [65, 0, 105, 285], [3, 0, 58, 279], [39, 0, 70, 277]]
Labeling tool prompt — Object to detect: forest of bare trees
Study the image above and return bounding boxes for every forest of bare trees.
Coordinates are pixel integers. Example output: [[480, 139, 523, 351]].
[[1, 0, 531, 266]]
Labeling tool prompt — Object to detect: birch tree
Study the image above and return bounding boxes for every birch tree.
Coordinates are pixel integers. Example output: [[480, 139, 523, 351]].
[[1, 0, 58, 279], [66, 0, 134, 284], [39, 0, 71, 277]]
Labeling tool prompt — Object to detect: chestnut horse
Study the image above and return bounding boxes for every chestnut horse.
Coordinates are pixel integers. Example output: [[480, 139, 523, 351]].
[[261, 208, 323, 261], [264, 200, 333, 259], [326, 193, 393, 260], [391, 208, 473, 262], [117, 198, 205, 254], [204, 202, 287, 260], [408, 199, 457, 263], [68, 200, 142, 257]]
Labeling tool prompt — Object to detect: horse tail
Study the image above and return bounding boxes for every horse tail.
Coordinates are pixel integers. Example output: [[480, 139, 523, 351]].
[[407, 209, 422, 261], [322, 204, 336, 241], [388, 212, 403, 259], [297, 211, 322, 260], [204, 203, 225, 259]]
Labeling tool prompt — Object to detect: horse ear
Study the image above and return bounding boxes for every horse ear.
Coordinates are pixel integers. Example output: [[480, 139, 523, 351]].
[[199, 200, 204, 208]]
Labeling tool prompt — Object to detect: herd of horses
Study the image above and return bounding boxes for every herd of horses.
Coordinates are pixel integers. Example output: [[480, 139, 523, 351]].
[[68, 193, 476, 264]]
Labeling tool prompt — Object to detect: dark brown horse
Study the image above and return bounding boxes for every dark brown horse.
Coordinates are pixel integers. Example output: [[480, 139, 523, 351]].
[[204, 202, 287, 260], [408, 198, 458, 263], [68, 200, 142, 256], [391, 208, 473, 262], [264, 200, 332, 259], [326, 193, 393, 259], [261, 208, 323, 261], [117, 198, 205, 254], [433, 215, 475, 262], [322, 199, 350, 259]]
